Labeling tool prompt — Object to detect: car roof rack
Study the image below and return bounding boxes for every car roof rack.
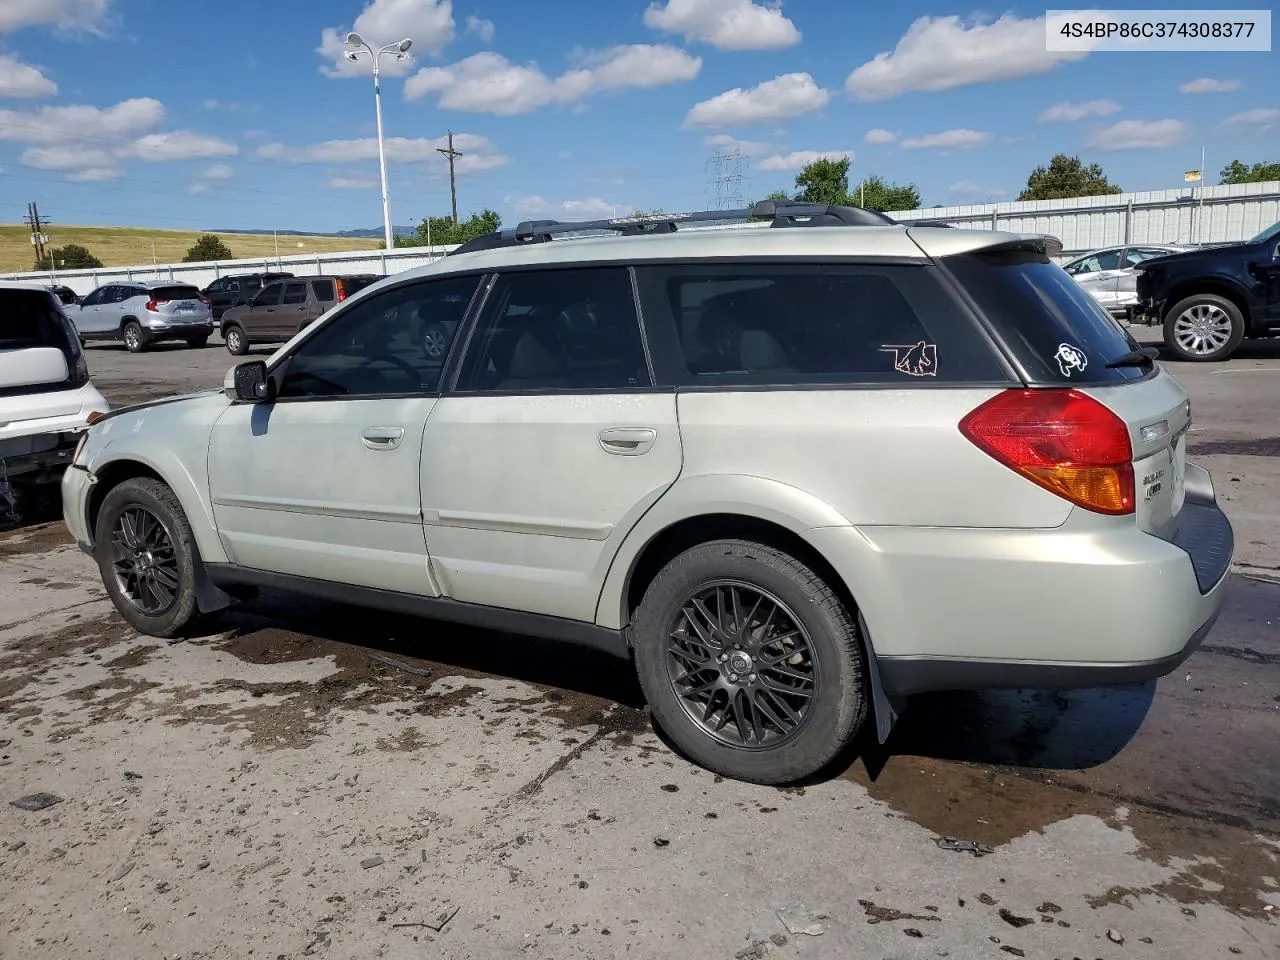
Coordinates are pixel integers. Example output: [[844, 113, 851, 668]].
[[448, 200, 900, 256]]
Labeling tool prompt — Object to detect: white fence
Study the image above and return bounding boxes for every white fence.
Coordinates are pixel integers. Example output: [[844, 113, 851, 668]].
[[891, 180, 1280, 254], [5, 180, 1278, 294], [5, 245, 455, 297]]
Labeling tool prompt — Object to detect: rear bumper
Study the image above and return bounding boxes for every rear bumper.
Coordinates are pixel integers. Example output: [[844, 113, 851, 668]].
[[144, 319, 214, 341], [0, 431, 83, 482], [807, 475, 1233, 696]]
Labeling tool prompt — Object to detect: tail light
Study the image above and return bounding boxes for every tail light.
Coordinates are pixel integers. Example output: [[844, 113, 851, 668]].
[[145, 298, 169, 312], [199, 295, 212, 306], [335, 279, 348, 302], [959, 389, 1134, 515]]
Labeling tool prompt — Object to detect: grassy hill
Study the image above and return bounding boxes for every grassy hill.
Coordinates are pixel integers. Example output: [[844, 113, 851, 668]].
[[0, 224, 382, 274]]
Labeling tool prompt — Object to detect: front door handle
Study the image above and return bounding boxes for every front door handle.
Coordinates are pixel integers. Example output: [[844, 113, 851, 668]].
[[361, 425, 405, 450], [598, 427, 656, 456]]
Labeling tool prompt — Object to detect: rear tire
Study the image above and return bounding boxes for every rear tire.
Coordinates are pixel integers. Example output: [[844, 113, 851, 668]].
[[93, 478, 199, 638], [1163, 294, 1244, 362], [122, 320, 148, 354], [632, 539, 867, 785], [224, 325, 248, 356], [185, 333, 210, 349]]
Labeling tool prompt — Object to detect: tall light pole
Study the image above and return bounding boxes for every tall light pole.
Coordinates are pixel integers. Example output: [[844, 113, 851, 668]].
[[344, 32, 413, 250]]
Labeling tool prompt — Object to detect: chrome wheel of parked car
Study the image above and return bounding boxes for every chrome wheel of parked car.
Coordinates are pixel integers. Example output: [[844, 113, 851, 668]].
[[224, 325, 248, 355], [122, 320, 146, 353], [422, 322, 449, 360], [666, 580, 818, 750], [1163, 294, 1245, 362], [109, 505, 179, 616]]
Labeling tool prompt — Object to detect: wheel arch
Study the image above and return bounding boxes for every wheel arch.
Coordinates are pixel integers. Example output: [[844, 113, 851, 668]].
[[86, 442, 227, 564], [1162, 280, 1253, 332]]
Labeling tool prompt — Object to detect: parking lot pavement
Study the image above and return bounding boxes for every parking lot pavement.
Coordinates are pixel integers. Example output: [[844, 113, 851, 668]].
[[0, 338, 1275, 958]]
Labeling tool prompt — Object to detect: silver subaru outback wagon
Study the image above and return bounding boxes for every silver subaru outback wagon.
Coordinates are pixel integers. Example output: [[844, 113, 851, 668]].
[[63, 202, 1232, 784]]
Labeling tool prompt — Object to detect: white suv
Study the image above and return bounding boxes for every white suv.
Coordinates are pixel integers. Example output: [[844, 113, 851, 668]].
[[1, 282, 108, 518], [62, 203, 1232, 784]]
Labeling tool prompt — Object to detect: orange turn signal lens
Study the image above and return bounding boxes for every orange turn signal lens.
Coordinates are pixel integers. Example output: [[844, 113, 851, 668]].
[[86, 410, 106, 425]]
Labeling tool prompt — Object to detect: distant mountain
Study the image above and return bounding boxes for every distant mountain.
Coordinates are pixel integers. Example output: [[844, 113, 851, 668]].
[[213, 226, 418, 239]]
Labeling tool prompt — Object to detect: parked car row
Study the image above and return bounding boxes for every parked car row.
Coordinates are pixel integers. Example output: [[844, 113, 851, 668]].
[[55, 272, 384, 354]]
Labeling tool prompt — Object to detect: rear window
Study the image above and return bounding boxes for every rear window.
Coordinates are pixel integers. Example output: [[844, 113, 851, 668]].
[[943, 249, 1144, 384], [0, 290, 62, 349], [340, 276, 380, 296], [635, 262, 1006, 386], [151, 285, 201, 301]]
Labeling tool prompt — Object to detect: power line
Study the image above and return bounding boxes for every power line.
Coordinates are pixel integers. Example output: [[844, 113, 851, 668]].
[[705, 148, 746, 210], [435, 130, 463, 225]]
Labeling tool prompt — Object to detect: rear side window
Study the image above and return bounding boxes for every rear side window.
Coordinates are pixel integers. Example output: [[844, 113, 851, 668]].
[[151, 285, 201, 301], [943, 250, 1144, 384], [636, 262, 1005, 386], [311, 279, 335, 302]]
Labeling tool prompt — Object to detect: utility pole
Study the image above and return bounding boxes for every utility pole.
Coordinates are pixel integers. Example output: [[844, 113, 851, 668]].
[[436, 131, 463, 225], [26, 202, 50, 267]]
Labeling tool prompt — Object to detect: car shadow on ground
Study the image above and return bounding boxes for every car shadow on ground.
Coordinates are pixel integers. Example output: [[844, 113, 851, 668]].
[[215, 591, 1153, 780]]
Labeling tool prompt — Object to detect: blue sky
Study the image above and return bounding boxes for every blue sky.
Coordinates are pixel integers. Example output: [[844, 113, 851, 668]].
[[0, 0, 1276, 234]]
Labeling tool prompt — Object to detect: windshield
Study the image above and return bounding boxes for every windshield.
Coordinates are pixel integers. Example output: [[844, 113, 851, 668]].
[[1248, 220, 1280, 245]]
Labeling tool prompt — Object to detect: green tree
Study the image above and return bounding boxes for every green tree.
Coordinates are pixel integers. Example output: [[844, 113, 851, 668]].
[[182, 234, 234, 262], [853, 175, 921, 212], [794, 156, 851, 205], [1219, 159, 1280, 184], [1018, 154, 1121, 201], [401, 209, 502, 247], [34, 243, 103, 271]]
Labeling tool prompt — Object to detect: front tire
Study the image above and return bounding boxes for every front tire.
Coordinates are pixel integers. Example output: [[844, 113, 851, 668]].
[[632, 539, 867, 784], [224, 324, 248, 356], [1163, 294, 1244, 362], [122, 320, 148, 353], [93, 478, 199, 638]]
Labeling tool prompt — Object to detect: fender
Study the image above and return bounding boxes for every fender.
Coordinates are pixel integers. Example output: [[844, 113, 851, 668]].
[[86, 437, 228, 564], [593, 473, 853, 630]]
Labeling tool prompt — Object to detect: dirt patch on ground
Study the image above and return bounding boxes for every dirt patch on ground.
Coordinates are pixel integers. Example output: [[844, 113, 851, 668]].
[[0, 613, 135, 708], [0, 522, 74, 558]]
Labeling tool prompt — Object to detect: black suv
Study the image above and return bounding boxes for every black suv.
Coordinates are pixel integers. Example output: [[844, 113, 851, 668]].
[[202, 272, 294, 320], [1132, 220, 1280, 361]]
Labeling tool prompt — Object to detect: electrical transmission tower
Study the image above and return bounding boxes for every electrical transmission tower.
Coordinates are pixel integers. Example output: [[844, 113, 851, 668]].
[[706, 149, 746, 210]]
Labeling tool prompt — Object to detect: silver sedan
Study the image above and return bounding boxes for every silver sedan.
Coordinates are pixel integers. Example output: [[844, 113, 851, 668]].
[[1063, 244, 1187, 317]]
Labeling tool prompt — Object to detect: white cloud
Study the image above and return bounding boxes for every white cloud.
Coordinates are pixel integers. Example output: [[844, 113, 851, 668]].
[[702, 133, 769, 156], [404, 45, 700, 114], [1221, 108, 1280, 132], [1039, 99, 1120, 122], [66, 167, 121, 182], [863, 128, 898, 144], [129, 130, 238, 161], [1087, 118, 1187, 150], [643, 0, 800, 50], [465, 14, 494, 42], [757, 150, 850, 171], [950, 180, 1006, 198], [258, 132, 508, 174], [0, 55, 56, 97], [683, 72, 829, 129], [20, 145, 116, 171], [200, 163, 234, 180], [328, 176, 379, 189], [319, 0, 454, 77], [1180, 77, 1240, 94], [0, 0, 109, 32], [0, 97, 164, 144], [508, 195, 627, 220], [901, 128, 988, 150], [846, 14, 1089, 101]]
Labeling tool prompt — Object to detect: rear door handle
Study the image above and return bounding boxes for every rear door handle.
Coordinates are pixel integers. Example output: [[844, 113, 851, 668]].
[[598, 427, 656, 456], [361, 426, 405, 450]]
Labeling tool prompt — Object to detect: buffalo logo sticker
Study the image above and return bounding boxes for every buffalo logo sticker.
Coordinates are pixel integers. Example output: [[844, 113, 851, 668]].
[[1055, 342, 1088, 378], [881, 341, 938, 377]]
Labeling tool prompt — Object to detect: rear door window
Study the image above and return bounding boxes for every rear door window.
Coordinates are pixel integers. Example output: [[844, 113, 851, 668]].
[[943, 248, 1145, 384], [253, 284, 283, 307], [635, 262, 1006, 386], [281, 282, 308, 305]]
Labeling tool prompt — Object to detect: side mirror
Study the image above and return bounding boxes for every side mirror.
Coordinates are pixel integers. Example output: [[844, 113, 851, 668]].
[[224, 360, 273, 403]]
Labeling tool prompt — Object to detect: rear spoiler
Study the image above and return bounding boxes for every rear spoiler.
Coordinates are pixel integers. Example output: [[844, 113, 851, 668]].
[[971, 235, 1064, 258]]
